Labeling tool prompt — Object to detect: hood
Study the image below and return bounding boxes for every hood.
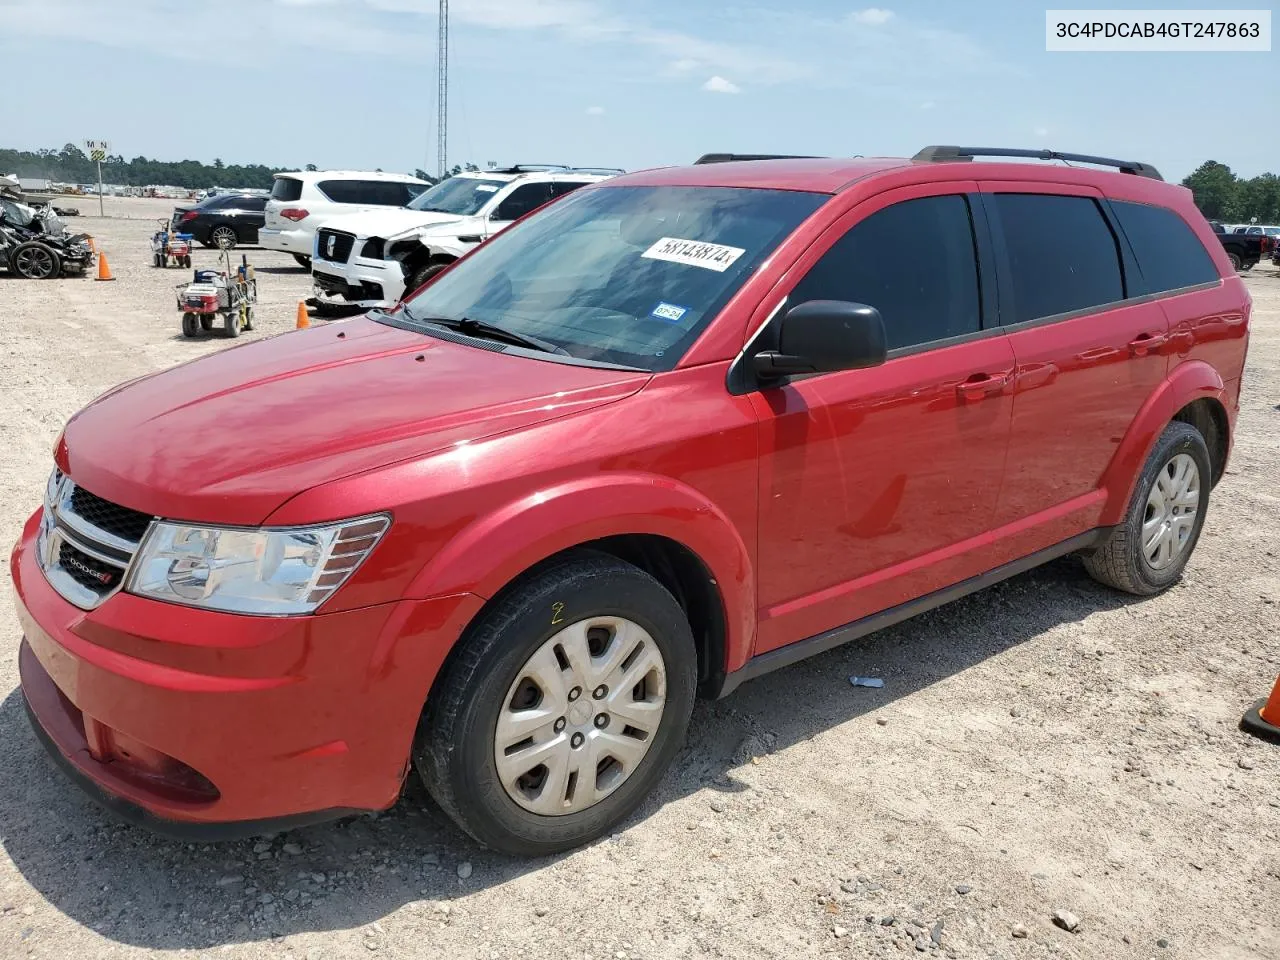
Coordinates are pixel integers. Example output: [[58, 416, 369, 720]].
[[317, 208, 470, 241], [58, 317, 648, 526]]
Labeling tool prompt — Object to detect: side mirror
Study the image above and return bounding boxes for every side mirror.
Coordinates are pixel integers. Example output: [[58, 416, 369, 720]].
[[753, 300, 888, 380]]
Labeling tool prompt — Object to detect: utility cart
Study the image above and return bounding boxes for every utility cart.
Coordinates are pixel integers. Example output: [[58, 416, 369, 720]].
[[176, 247, 257, 338], [151, 220, 193, 268]]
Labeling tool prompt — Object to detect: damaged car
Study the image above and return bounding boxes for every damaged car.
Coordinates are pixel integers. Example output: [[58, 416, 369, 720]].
[[0, 193, 95, 279]]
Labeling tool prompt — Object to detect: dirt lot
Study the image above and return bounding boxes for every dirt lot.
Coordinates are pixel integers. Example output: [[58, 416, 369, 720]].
[[0, 197, 1276, 960]]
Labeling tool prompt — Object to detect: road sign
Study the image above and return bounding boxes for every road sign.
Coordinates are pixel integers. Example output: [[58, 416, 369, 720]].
[[84, 140, 111, 162], [83, 141, 111, 216]]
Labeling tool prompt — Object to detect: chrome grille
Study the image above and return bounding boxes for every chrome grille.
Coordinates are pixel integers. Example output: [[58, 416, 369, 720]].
[[37, 471, 153, 610]]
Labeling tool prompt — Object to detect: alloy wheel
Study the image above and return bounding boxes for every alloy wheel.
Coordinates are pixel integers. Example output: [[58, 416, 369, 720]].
[[15, 247, 55, 278]]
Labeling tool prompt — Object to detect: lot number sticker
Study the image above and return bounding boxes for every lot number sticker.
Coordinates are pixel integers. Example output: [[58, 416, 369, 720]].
[[641, 237, 746, 272], [649, 302, 689, 324]]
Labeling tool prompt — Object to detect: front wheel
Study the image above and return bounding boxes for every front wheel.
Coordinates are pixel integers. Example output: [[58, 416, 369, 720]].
[[11, 242, 62, 279], [292, 254, 312, 269], [415, 553, 697, 855], [406, 261, 450, 296], [1083, 420, 1211, 595]]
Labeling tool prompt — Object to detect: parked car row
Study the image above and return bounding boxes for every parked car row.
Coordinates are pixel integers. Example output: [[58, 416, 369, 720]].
[[1209, 220, 1273, 270]]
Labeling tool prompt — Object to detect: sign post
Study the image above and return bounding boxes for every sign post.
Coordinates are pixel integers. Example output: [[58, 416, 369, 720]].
[[83, 140, 111, 217]]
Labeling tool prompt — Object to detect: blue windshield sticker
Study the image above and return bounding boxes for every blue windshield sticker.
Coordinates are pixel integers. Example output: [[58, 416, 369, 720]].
[[650, 302, 689, 324]]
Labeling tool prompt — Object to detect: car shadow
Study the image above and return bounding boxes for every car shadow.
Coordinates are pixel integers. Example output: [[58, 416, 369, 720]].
[[0, 555, 1141, 949], [253, 265, 309, 275]]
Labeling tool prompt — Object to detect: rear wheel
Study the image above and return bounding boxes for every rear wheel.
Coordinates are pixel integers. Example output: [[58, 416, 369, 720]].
[[181, 313, 201, 338], [1228, 251, 1243, 271], [415, 553, 697, 856], [211, 226, 238, 250], [1084, 421, 1211, 595]]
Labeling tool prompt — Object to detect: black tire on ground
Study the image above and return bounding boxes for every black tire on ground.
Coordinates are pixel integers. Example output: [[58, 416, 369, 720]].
[[223, 309, 241, 338], [182, 255, 191, 269], [242, 306, 255, 331], [1228, 252, 1242, 271], [415, 552, 698, 856], [11, 242, 62, 279], [211, 227, 238, 250], [181, 313, 201, 338], [154, 253, 164, 268], [1083, 420, 1211, 596], [292, 254, 312, 269], [199, 316, 214, 331], [406, 261, 450, 296]]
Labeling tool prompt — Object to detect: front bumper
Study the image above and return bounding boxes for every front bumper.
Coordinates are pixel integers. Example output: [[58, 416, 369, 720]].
[[311, 257, 402, 309], [258, 226, 310, 255], [12, 510, 484, 835]]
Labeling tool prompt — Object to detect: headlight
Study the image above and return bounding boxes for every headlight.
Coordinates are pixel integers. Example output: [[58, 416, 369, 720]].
[[126, 514, 390, 615]]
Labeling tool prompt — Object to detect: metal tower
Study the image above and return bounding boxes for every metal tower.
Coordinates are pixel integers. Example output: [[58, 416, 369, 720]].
[[437, 0, 448, 179]]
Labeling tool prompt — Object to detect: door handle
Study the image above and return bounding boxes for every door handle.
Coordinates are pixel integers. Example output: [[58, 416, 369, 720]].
[[956, 372, 1010, 401], [1128, 332, 1167, 357]]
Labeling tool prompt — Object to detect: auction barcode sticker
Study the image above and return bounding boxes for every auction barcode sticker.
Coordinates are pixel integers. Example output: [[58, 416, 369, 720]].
[[641, 237, 746, 272], [1047, 10, 1271, 51]]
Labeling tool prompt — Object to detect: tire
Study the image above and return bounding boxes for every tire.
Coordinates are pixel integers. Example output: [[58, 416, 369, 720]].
[[210, 226, 237, 250], [1083, 420, 1211, 596], [181, 313, 200, 338], [292, 254, 312, 269], [415, 553, 697, 856], [242, 305, 255, 331], [406, 261, 450, 296], [223, 309, 241, 338], [11, 242, 62, 279], [154, 253, 164, 268], [199, 316, 214, 331], [181, 255, 191, 269], [1228, 251, 1242, 271]]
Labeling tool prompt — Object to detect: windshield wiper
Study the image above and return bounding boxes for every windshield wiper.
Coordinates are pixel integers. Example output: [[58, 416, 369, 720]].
[[414, 315, 569, 355]]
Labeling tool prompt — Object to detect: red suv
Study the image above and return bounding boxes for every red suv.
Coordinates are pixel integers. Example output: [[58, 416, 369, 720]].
[[12, 146, 1250, 855]]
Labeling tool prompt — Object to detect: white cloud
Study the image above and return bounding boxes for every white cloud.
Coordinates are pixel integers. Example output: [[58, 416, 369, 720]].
[[1033, 126, 1050, 138], [667, 58, 701, 75], [585, 105, 606, 115], [850, 7, 894, 26], [702, 75, 741, 94]]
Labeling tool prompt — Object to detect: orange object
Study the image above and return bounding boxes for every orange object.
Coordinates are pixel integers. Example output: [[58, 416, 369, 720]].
[[86, 236, 96, 254], [94, 252, 114, 282], [296, 301, 311, 329], [1241, 675, 1280, 744]]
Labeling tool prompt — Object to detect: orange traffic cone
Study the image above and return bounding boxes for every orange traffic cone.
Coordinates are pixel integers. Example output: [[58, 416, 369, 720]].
[[85, 236, 96, 254], [295, 301, 311, 329], [1241, 675, 1280, 744], [94, 252, 114, 282]]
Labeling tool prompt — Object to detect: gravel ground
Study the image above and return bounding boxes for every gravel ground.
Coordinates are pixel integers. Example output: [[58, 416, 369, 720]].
[[1, 197, 1277, 960]]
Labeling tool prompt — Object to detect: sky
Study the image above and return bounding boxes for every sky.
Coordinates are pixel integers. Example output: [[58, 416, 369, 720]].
[[0, 0, 1276, 183]]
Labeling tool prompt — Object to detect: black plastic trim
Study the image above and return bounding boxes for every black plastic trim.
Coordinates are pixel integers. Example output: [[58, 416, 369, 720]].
[[694, 153, 824, 165], [23, 694, 364, 841], [714, 529, 1108, 699]]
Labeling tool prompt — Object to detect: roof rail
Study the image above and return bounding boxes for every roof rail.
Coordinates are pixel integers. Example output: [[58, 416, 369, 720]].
[[569, 167, 626, 175], [912, 145, 1162, 181], [694, 153, 823, 165]]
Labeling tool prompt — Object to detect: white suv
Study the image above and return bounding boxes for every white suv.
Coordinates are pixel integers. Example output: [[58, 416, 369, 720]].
[[309, 166, 619, 309], [261, 170, 430, 268]]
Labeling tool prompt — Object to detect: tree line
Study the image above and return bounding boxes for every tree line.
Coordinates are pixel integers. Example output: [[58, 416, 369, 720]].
[[1181, 161, 1280, 224], [1, 144, 484, 190]]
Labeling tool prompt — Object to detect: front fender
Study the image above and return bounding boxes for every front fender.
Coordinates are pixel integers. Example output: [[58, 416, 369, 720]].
[[406, 472, 756, 674], [1098, 359, 1226, 526]]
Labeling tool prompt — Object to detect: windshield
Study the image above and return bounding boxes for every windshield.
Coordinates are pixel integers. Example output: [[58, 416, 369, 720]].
[[394, 185, 826, 371], [408, 177, 509, 216]]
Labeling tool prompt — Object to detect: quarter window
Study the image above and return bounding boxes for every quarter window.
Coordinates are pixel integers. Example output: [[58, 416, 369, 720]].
[[990, 194, 1124, 324], [1111, 200, 1219, 294], [494, 183, 553, 222], [789, 194, 982, 350]]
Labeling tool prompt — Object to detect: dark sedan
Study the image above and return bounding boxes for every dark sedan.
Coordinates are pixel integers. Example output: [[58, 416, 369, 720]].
[[171, 194, 268, 249]]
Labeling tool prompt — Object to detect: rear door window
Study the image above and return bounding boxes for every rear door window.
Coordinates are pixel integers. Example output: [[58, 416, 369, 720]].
[[788, 193, 983, 350], [1111, 200, 1219, 293], [989, 194, 1124, 324], [549, 181, 592, 199], [270, 177, 303, 202]]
